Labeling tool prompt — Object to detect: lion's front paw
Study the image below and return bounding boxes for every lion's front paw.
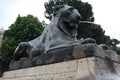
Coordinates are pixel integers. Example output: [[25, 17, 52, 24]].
[[80, 38, 96, 44]]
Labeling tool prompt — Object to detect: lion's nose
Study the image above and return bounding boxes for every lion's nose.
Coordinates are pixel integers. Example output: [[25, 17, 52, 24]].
[[76, 15, 81, 21], [74, 15, 82, 23]]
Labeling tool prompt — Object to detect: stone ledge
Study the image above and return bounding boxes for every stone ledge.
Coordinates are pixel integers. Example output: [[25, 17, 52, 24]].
[[0, 57, 120, 80]]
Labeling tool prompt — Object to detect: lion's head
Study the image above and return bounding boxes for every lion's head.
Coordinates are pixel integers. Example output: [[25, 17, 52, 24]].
[[53, 5, 82, 37]]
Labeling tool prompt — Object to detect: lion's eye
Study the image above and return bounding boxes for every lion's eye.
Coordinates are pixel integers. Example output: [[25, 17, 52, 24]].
[[66, 7, 74, 15], [61, 7, 74, 17], [61, 10, 71, 17], [68, 7, 74, 11]]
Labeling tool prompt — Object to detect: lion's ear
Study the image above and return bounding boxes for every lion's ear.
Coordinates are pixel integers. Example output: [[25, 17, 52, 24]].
[[52, 5, 64, 17]]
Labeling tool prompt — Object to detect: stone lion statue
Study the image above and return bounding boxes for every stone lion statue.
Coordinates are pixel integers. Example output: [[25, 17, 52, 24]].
[[9, 5, 118, 70], [13, 5, 96, 61]]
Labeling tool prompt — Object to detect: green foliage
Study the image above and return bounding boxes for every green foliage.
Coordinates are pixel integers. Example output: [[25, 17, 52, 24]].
[[0, 15, 44, 63], [115, 47, 120, 55], [44, 0, 94, 21], [0, 37, 16, 62], [77, 23, 111, 44], [106, 39, 120, 50]]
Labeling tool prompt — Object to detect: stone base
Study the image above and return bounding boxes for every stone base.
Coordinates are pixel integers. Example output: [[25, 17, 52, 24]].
[[9, 58, 32, 70], [1, 57, 120, 80], [9, 44, 119, 70]]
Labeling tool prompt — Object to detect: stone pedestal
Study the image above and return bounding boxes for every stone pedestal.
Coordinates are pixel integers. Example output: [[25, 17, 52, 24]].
[[9, 58, 32, 70], [1, 57, 120, 80]]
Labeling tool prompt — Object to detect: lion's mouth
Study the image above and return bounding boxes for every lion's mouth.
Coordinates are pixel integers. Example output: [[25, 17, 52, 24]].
[[68, 20, 79, 29], [69, 18, 80, 26], [69, 22, 78, 27]]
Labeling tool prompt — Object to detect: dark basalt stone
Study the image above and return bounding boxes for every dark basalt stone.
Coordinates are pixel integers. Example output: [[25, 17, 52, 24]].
[[9, 44, 119, 70], [33, 46, 74, 66], [9, 57, 32, 70]]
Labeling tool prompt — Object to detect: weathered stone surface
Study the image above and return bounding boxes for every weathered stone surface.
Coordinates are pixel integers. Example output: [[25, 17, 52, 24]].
[[1, 57, 120, 80], [104, 50, 118, 62], [9, 46, 74, 69], [74, 44, 119, 62], [9, 58, 32, 70], [9, 60, 21, 70], [72, 44, 108, 59], [9, 44, 119, 70], [20, 58, 32, 68], [34, 46, 74, 65]]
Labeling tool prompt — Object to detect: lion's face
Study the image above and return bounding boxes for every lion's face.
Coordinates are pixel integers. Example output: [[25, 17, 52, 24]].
[[53, 5, 82, 29], [53, 5, 82, 37], [60, 6, 82, 27]]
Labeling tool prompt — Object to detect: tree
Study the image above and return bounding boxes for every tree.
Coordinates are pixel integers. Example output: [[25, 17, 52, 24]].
[[106, 39, 120, 50], [115, 47, 120, 55], [0, 15, 44, 63], [77, 23, 111, 44], [44, 0, 94, 21]]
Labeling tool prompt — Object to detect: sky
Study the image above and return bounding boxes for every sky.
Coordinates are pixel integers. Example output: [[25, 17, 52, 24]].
[[0, 0, 120, 40]]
